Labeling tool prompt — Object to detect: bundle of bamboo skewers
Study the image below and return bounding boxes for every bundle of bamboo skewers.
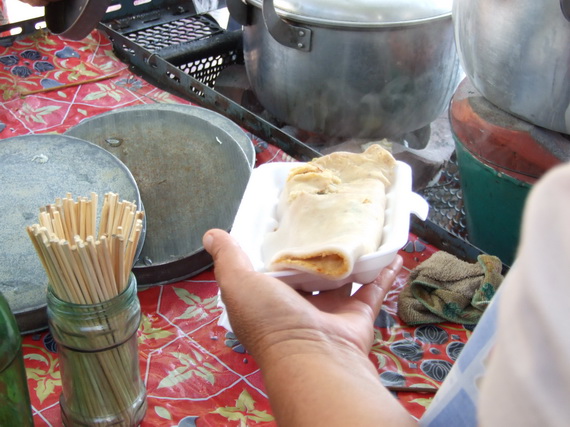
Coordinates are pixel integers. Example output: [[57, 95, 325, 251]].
[[27, 191, 144, 302], [26, 192, 146, 426]]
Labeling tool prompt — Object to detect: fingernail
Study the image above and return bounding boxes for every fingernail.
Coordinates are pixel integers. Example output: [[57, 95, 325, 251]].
[[203, 232, 214, 252]]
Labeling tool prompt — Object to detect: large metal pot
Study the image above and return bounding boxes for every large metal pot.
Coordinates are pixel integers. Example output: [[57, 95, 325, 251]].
[[228, 0, 461, 139], [453, 0, 570, 135]]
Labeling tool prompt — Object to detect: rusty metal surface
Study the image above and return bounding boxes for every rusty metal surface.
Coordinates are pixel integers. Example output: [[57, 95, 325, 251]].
[[449, 78, 570, 184], [65, 105, 253, 286]]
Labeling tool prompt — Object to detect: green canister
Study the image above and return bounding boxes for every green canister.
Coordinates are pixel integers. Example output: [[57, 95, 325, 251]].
[[0, 291, 34, 426]]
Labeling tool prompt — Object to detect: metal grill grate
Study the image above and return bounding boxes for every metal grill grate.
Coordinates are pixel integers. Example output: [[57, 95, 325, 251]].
[[120, 15, 242, 93], [420, 154, 468, 240], [177, 50, 241, 89], [124, 16, 224, 51]]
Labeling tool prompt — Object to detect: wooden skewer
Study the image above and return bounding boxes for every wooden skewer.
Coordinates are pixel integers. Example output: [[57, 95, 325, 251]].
[[86, 236, 111, 301], [52, 239, 84, 304], [39, 211, 54, 234], [106, 193, 117, 237], [90, 192, 98, 238], [20, 72, 122, 96], [118, 235, 126, 291], [95, 239, 114, 299], [67, 197, 79, 240], [111, 201, 124, 236], [28, 192, 143, 302], [79, 197, 87, 240], [124, 219, 143, 279], [27, 226, 64, 297], [59, 241, 91, 304], [98, 193, 110, 239], [61, 197, 74, 242], [40, 234, 72, 302], [75, 237, 105, 304], [111, 234, 125, 292], [121, 209, 134, 240], [99, 235, 118, 295], [57, 240, 89, 305], [51, 210, 66, 240], [69, 243, 96, 304]]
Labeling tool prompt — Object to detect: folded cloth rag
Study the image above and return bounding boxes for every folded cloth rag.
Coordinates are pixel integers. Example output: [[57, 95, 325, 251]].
[[397, 251, 504, 325]]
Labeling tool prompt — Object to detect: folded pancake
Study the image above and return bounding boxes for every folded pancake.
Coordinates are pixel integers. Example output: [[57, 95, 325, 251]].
[[262, 144, 396, 280]]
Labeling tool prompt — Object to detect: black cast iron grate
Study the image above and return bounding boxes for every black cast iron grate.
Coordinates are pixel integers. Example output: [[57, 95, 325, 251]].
[[124, 16, 222, 52], [177, 49, 240, 90], [119, 14, 241, 91]]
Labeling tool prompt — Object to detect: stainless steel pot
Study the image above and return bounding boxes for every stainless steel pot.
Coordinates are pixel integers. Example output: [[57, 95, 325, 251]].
[[228, 0, 461, 139], [453, 0, 570, 135]]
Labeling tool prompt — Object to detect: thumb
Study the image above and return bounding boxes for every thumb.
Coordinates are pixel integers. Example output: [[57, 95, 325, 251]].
[[202, 228, 254, 284]]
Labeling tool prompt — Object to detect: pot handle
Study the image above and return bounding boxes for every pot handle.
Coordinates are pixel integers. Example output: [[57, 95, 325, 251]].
[[562, 0, 570, 21], [226, 0, 252, 26], [262, 0, 312, 51]]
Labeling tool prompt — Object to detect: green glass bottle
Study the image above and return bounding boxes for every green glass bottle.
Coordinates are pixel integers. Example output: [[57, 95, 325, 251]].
[[0, 291, 34, 426]]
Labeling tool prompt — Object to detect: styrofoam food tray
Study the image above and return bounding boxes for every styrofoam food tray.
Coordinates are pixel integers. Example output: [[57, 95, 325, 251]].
[[230, 160, 429, 292]]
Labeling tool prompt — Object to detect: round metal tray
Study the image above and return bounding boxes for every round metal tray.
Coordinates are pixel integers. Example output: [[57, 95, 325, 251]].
[[111, 103, 256, 169], [0, 134, 143, 334], [65, 104, 254, 286]]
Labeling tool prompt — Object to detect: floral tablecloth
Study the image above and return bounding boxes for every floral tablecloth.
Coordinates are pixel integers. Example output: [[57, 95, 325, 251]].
[[0, 27, 473, 426]]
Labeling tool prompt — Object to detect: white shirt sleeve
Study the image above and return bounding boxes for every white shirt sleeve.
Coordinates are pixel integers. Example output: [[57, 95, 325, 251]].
[[478, 162, 570, 426]]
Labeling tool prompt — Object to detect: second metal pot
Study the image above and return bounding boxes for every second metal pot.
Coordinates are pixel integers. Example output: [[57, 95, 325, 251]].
[[229, 0, 461, 139], [453, 0, 570, 135]]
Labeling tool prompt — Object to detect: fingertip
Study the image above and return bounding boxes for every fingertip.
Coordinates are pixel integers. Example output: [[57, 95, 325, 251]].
[[202, 228, 254, 277], [377, 254, 403, 284], [202, 230, 215, 253], [389, 254, 404, 273], [202, 228, 228, 254]]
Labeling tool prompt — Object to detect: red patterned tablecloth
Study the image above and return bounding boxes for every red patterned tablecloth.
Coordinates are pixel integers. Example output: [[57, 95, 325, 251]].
[[0, 28, 473, 426]]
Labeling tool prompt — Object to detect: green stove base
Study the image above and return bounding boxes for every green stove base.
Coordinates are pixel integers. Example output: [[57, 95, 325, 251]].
[[454, 140, 532, 266]]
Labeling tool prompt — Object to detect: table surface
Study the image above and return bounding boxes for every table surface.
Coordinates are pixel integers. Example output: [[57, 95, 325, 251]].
[[0, 28, 474, 426]]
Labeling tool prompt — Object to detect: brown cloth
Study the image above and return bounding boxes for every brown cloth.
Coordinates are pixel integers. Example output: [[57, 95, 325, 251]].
[[397, 251, 504, 325]]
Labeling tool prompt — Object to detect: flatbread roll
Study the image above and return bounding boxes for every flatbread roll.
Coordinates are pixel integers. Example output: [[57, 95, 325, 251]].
[[262, 144, 396, 280]]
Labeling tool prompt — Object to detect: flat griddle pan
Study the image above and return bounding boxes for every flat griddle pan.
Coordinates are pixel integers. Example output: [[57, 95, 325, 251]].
[[65, 104, 253, 286]]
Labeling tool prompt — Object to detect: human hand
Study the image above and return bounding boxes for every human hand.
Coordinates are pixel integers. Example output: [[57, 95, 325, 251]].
[[204, 228, 414, 426], [203, 228, 403, 362]]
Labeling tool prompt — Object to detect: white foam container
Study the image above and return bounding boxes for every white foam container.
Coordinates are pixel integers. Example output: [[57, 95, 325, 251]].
[[230, 161, 429, 292]]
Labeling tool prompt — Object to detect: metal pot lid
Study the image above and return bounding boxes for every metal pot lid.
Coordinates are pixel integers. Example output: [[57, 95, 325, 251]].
[[0, 134, 143, 334], [246, 0, 452, 27], [65, 105, 253, 287]]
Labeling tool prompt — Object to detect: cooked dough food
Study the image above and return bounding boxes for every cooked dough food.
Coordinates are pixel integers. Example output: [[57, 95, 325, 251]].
[[262, 144, 396, 280]]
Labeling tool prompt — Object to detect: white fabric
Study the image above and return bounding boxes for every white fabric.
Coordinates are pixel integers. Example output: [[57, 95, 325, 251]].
[[192, 0, 224, 13], [478, 162, 570, 426], [420, 162, 570, 426], [419, 290, 499, 426]]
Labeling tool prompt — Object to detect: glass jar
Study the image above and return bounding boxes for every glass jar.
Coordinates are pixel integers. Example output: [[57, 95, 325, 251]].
[[0, 291, 34, 427], [47, 274, 147, 426]]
